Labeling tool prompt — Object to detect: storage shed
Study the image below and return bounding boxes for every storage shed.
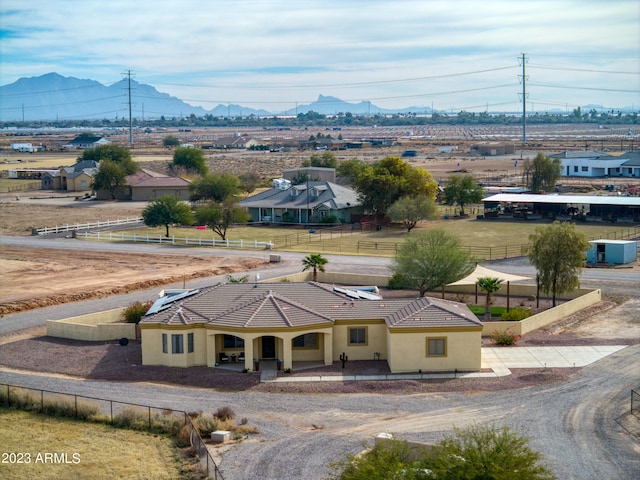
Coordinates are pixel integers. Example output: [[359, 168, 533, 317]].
[[586, 239, 638, 265]]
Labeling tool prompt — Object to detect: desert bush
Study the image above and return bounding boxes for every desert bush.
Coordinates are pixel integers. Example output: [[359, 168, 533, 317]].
[[194, 414, 219, 437], [122, 301, 153, 323], [490, 330, 522, 346], [501, 307, 532, 321], [214, 406, 236, 422], [113, 407, 149, 430], [235, 424, 260, 435]]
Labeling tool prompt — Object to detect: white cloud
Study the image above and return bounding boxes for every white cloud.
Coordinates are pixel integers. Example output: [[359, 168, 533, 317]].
[[1, 0, 638, 111]]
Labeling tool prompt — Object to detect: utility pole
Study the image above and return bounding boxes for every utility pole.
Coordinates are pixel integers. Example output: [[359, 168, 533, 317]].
[[122, 70, 134, 147], [518, 53, 528, 145]]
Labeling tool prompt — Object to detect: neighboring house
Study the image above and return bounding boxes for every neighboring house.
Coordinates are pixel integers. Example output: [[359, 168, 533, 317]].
[[94, 169, 192, 201], [63, 135, 110, 150], [139, 281, 484, 373], [213, 135, 262, 149], [238, 180, 362, 223], [41, 160, 99, 192], [552, 150, 640, 178]]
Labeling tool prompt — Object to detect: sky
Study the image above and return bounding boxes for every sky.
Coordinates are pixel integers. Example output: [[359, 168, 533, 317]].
[[1, 0, 639, 114]]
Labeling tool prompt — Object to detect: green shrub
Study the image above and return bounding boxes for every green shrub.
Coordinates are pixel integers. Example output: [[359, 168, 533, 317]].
[[387, 273, 411, 290], [122, 301, 153, 323], [490, 330, 522, 346], [501, 307, 532, 321]]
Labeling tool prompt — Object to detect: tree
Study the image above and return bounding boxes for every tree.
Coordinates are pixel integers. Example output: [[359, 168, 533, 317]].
[[353, 156, 438, 216], [442, 174, 483, 216], [303, 151, 338, 168], [523, 153, 562, 193], [302, 253, 328, 282], [477, 277, 504, 320], [238, 172, 260, 196], [162, 135, 180, 148], [81, 144, 137, 173], [336, 158, 367, 183], [142, 195, 194, 237], [194, 199, 249, 240], [91, 159, 127, 199], [387, 194, 438, 232], [189, 173, 240, 202], [172, 146, 208, 175], [426, 424, 555, 480], [528, 221, 591, 306], [330, 424, 555, 480], [392, 229, 474, 296]]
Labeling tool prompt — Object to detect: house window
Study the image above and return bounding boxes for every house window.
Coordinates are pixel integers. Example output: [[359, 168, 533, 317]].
[[573, 166, 578, 173], [81, 180, 87, 188], [162, 333, 168, 353], [188, 333, 194, 353], [426, 338, 447, 357], [293, 333, 318, 349], [171, 334, 184, 354], [581, 166, 589, 172], [223, 335, 244, 349], [348, 327, 367, 346]]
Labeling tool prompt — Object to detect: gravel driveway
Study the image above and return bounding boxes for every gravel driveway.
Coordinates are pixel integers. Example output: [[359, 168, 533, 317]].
[[1, 238, 639, 479]]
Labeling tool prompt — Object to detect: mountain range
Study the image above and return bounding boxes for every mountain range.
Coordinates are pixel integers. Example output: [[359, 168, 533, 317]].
[[0, 73, 634, 122], [0, 73, 433, 122]]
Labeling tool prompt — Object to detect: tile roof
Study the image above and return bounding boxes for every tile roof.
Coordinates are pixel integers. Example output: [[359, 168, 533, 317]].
[[238, 181, 360, 210], [125, 169, 191, 188], [141, 282, 482, 330]]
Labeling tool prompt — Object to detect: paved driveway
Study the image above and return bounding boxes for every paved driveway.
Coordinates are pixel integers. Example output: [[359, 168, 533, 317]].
[[482, 345, 627, 374]]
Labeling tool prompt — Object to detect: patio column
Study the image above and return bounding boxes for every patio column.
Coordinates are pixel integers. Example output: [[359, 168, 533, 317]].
[[323, 332, 333, 366], [244, 338, 254, 371], [282, 337, 292, 370]]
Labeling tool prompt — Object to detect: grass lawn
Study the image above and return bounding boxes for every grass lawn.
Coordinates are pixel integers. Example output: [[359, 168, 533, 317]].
[[468, 305, 507, 317], [89, 218, 639, 259], [0, 408, 197, 479]]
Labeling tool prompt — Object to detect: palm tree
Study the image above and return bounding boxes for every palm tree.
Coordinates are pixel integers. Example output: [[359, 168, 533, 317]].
[[302, 253, 328, 282], [477, 277, 504, 320]]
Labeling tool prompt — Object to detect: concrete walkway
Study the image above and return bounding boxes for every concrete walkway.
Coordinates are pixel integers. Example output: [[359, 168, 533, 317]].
[[265, 345, 627, 382]]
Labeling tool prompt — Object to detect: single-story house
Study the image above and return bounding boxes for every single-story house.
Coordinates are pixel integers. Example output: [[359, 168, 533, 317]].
[[41, 160, 99, 191], [63, 136, 110, 150], [239, 180, 362, 223], [213, 135, 262, 149], [95, 169, 192, 201], [139, 281, 484, 373], [553, 151, 640, 178]]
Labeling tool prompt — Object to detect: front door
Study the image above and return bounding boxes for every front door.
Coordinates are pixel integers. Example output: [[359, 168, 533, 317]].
[[261, 336, 276, 359]]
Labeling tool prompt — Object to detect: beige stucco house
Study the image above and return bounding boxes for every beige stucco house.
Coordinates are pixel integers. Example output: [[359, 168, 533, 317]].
[[139, 282, 483, 373]]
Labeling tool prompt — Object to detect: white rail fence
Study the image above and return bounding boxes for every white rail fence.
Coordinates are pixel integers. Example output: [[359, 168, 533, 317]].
[[75, 231, 274, 250], [34, 217, 143, 235]]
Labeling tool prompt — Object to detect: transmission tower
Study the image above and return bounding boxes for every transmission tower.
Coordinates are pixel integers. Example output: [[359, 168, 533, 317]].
[[518, 53, 529, 145], [122, 70, 134, 146]]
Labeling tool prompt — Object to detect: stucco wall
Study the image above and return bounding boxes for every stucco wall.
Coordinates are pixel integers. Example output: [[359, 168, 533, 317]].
[[482, 288, 601, 337], [387, 329, 482, 373], [331, 321, 388, 361], [46, 308, 136, 341], [140, 327, 207, 367]]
